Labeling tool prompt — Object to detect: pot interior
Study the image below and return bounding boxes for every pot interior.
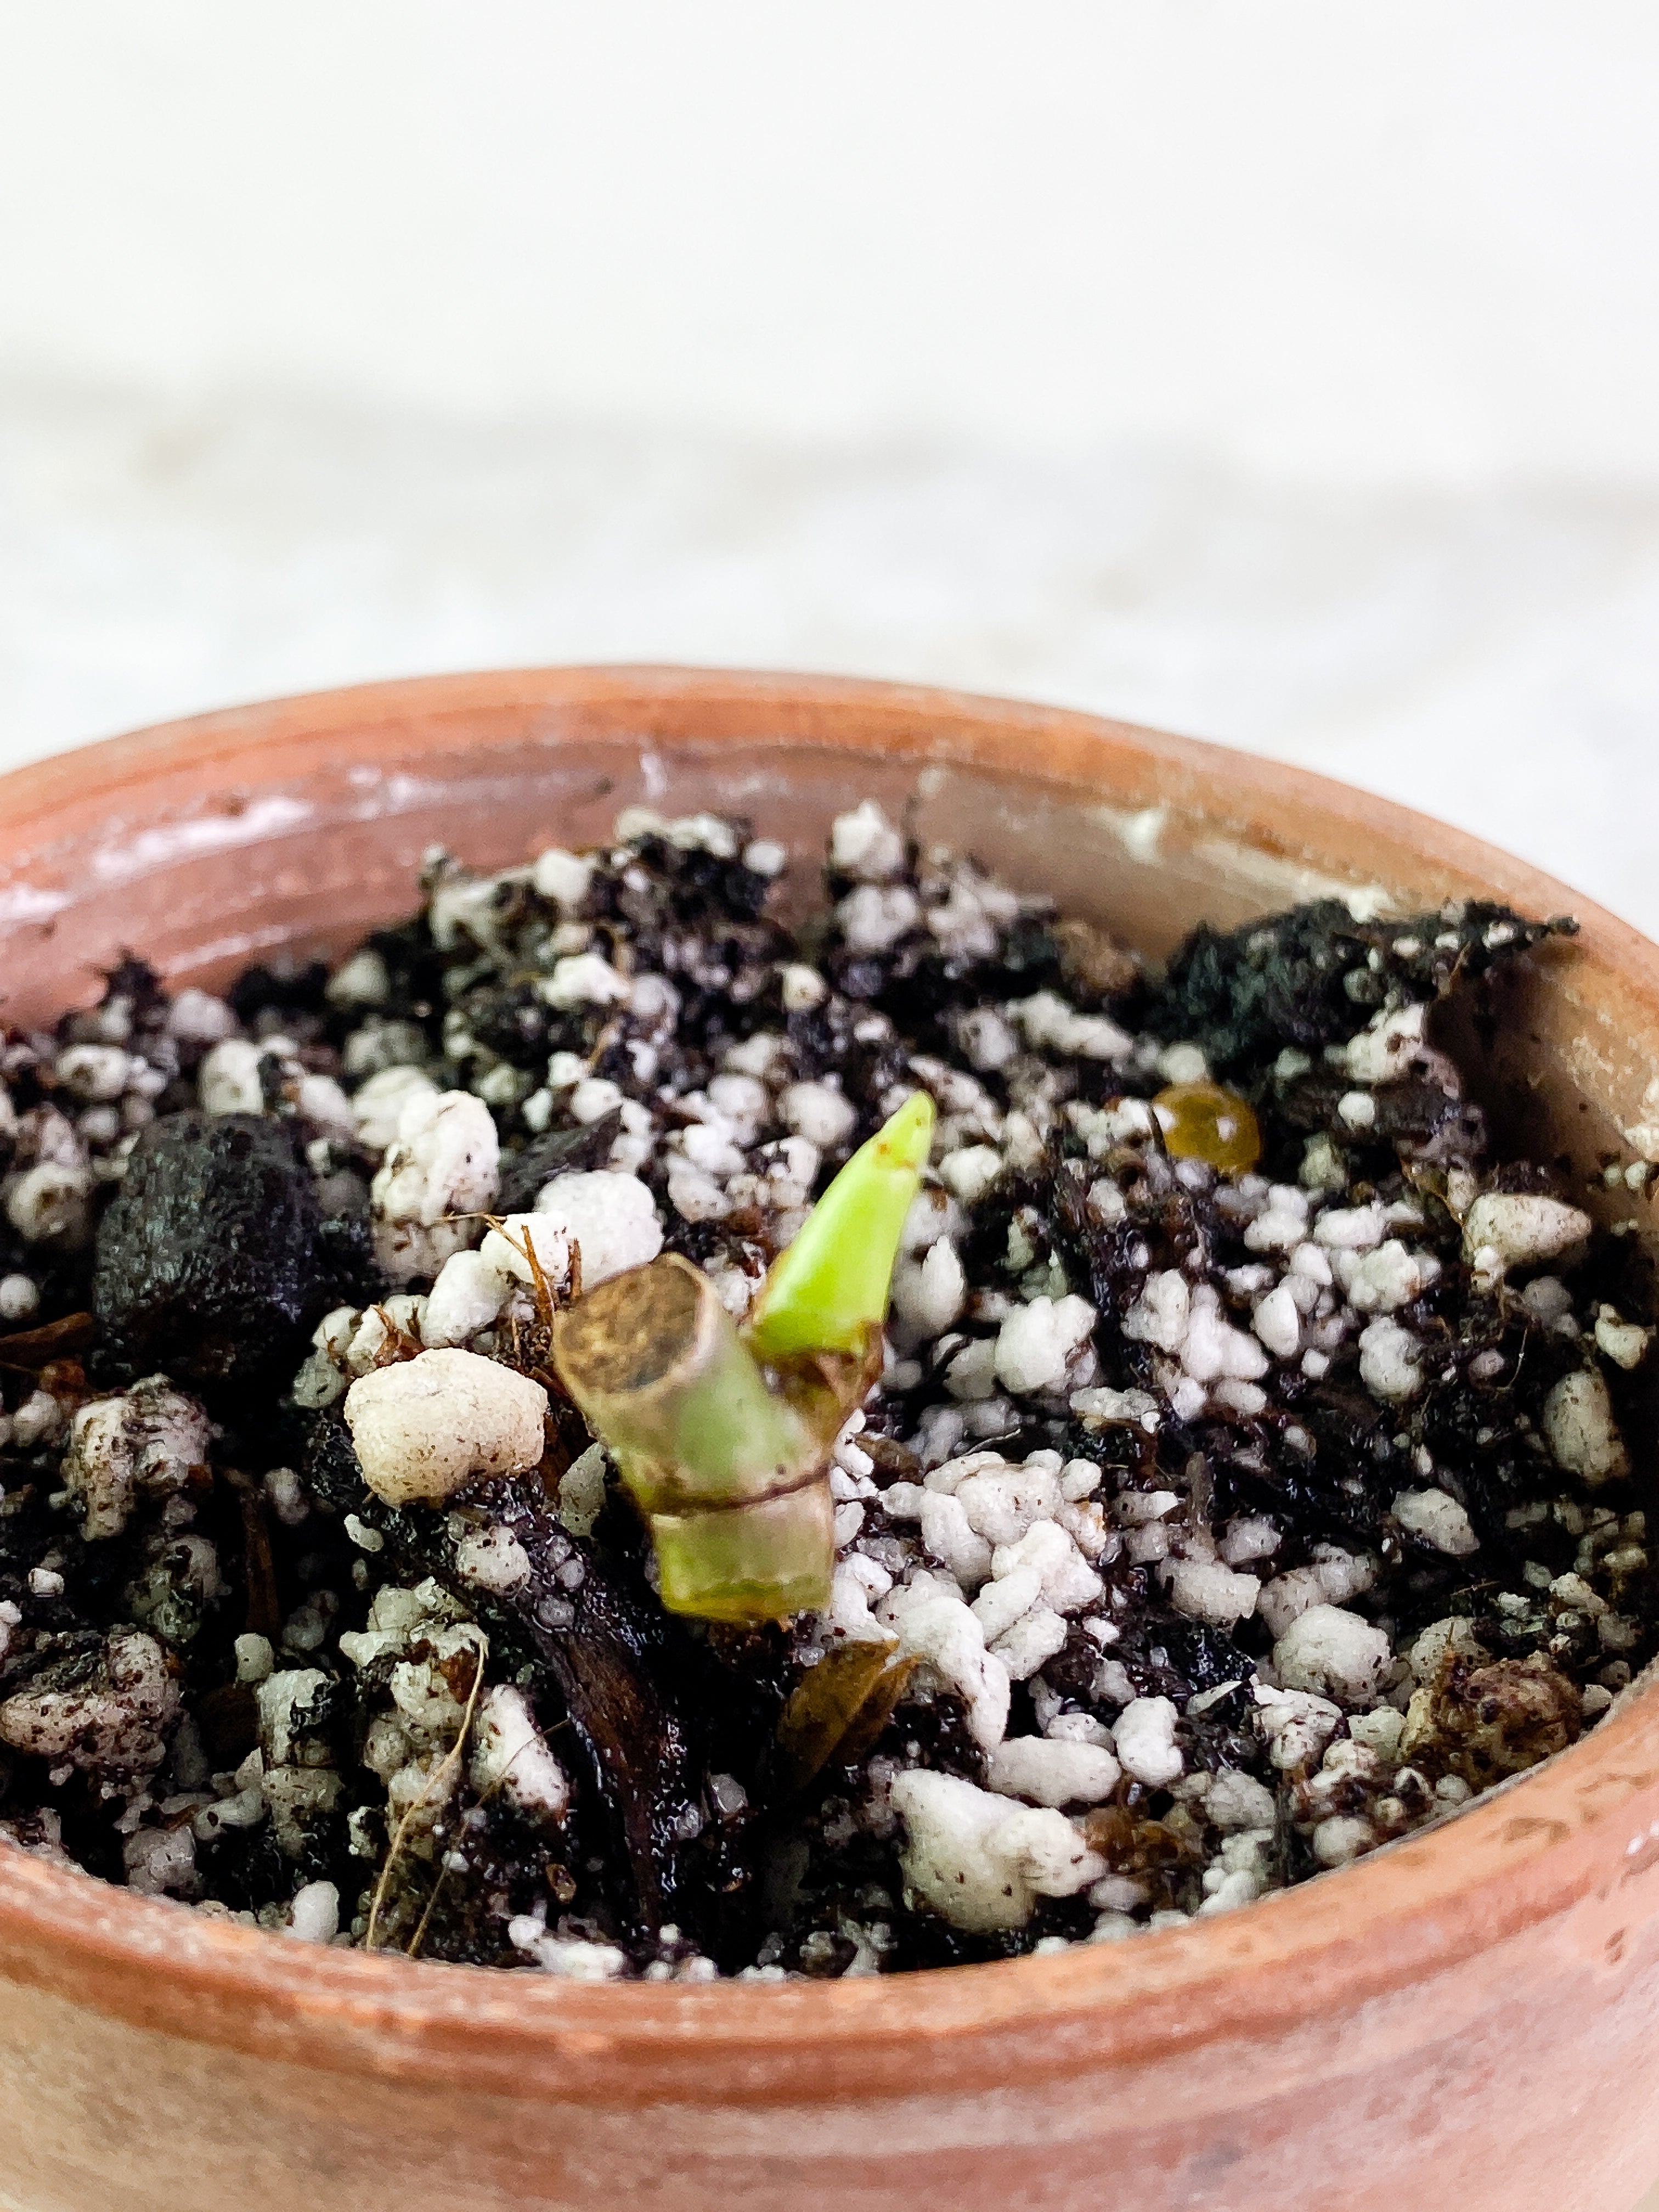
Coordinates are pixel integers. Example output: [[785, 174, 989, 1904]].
[[2, 673, 1654, 1261]]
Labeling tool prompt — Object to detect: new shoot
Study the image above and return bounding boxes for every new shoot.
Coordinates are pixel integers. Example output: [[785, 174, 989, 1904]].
[[552, 1092, 934, 1622]]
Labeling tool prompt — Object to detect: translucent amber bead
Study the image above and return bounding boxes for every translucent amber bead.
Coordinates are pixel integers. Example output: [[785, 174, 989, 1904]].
[[1153, 1080, 1261, 1175]]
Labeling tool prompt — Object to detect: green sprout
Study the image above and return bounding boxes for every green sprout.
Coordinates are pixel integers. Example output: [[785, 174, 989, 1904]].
[[745, 1089, 935, 1360], [551, 1092, 934, 1623]]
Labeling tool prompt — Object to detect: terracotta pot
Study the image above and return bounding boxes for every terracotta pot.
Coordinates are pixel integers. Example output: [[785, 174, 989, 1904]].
[[2, 667, 1657, 2212]]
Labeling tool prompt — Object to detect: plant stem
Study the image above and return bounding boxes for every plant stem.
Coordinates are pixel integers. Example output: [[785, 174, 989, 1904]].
[[548, 1093, 936, 1623], [552, 1253, 832, 1620]]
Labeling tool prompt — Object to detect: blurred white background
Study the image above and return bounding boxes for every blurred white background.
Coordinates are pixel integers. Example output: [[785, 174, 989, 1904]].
[[2, 2, 1658, 931]]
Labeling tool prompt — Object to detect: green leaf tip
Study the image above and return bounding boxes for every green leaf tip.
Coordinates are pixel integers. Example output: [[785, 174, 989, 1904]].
[[744, 1090, 935, 1362]]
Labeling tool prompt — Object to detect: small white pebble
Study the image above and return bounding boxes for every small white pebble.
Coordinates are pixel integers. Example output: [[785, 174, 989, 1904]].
[[1161, 1556, 1261, 1628], [1122, 1270, 1190, 1354], [838, 884, 919, 953], [343, 1513, 385, 1554], [780, 962, 827, 1011], [938, 1145, 1003, 1206], [830, 799, 906, 883], [325, 947, 391, 1007], [288, 1881, 341, 1943], [556, 1443, 610, 1540], [54, 1044, 134, 1102], [742, 837, 787, 878], [234, 1633, 275, 1686], [889, 1768, 1103, 1933], [891, 1239, 968, 1340], [166, 988, 239, 1045], [5, 1161, 93, 1248], [1342, 1241, 1441, 1314], [1313, 1203, 1386, 1251], [421, 1248, 512, 1348], [1205, 1768, 1278, 1830], [532, 847, 594, 911], [528, 1170, 664, 1286]]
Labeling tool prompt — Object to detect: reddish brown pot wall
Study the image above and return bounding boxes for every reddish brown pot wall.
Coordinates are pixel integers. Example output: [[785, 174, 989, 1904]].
[[2, 668, 1658, 2212]]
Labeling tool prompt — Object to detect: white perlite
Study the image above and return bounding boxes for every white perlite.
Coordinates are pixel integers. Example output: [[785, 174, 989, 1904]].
[[0, 1630, 179, 1776], [470, 1684, 571, 1821], [1594, 1306, 1651, 1370], [5, 1161, 93, 1248], [454, 1523, 533, 1594], [1341, 1241, 1440, 1313], [256, 1669, 335, 1768], [994, 1295, 1096, 1395], [1252, 1283, 1302, 1360], [5, 798, 1639, 1973], [1358, 1317, 1423, 1402], [1392, 1488, 1480, 1557], [877, 1575, 1011, 1750], [1462, 1192, 1592, 1278], [531, 1169, 664, 1286], [1542, 1367, 1629, 1487], [61, 1378, 216, 1541], [1256, 1547, 1374, 1640], [543, 952, 631, 1010], [555, 1444, 611, 1539], [1122, 1269, 1189, 1353], [1253, 1683, 1343, 1771], [830, 800, 906, 883], [889, 1769, 1105, 1933], [985, 1735, 1121, 1808], [891, 1239, 968, 1339], [1113, 1696, 1183, 1786], [779, 1080, 857, 1149], [532, 846, 594, 911], [1161, 1556, 1262, 1628], [199, 1036, 275, 1117], [353, 1065, 439, 1150], [421, 1248, 513, 1347], [345, 1350, 548, 1506], [838, 884, 919, 953], [1272, 1605, 1392, 1705], [371, 1088, 500, 1281]]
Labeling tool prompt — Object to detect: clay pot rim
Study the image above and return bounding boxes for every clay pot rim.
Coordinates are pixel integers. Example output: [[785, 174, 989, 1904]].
[[2, 664, 1655, 2098]]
